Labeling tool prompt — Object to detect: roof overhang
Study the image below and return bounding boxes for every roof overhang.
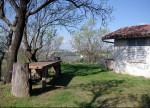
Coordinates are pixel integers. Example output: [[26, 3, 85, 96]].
[[102, 24, 150, 42]]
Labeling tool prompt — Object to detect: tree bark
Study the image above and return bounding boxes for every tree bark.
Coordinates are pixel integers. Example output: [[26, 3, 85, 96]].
[[23, 26, 38, 63], [0, 52, 4, 81], [11, 63, 30, 97], [4, 48, 17, 83], [4, 11, 26, 83], [25, 49, 38, 62]]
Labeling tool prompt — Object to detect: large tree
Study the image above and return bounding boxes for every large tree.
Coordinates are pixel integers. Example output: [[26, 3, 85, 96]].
[[0, 0, 112, 83]]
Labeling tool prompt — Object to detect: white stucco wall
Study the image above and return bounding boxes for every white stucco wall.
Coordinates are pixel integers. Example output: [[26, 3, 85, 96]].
[[113, 39, 150, 78]]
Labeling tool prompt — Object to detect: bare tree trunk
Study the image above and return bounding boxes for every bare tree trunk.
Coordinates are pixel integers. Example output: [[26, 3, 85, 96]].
[[25, 49, 38, 62], [11, 63, 30, 97], [4, 49, 17, 83], [30, 51, 37, 62], [23, 26, 38, 63], [0, 52, 4, 81], [31, 51, 37, 62], [4, 12, 26, 83]]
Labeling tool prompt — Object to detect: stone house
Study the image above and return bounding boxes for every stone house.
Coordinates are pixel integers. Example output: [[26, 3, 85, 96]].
[[102, 24, 150, 78]]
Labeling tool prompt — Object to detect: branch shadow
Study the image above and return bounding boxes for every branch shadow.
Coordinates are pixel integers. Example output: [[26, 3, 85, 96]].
[[74, 80, 125, 107], [31, 85, 61, 96], [95, 94, 138, 108], [140, 94, 150, 108], [97, 93, 150, 108], [74, 80, 150, 108]]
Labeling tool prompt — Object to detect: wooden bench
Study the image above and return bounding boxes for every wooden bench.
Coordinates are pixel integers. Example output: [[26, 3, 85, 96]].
[[29, 60, 61, 89]]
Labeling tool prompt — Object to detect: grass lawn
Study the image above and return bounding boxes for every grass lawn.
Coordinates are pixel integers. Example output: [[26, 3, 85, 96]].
[[1, 63, 150, 107]]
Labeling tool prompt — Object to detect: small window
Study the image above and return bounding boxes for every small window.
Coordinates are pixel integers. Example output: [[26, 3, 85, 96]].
[[127, 39, 147, 63], [128, 47, 146, 62]]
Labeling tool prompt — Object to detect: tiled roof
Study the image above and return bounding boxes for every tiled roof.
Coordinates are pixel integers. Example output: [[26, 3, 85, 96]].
[[102, 24, 150, 40]]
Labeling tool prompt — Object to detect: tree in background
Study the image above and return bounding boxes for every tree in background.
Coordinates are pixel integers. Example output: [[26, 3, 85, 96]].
[[0, 28, 13, 80], [72, 19, 109, 63], [0, 29, 6, 80], [44, 35, 63, 60]]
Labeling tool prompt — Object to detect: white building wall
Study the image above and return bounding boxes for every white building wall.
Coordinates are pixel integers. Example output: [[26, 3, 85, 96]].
[[113, 39, 150, 78]]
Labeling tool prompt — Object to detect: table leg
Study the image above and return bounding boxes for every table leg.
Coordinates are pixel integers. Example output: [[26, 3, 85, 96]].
[[42, 67, 48, 90], [53, 62, 61, 78], [29, 69, 33, 94]]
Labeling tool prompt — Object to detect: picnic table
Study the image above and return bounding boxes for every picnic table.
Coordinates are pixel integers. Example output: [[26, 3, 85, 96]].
[[29, 60, 61, 89]]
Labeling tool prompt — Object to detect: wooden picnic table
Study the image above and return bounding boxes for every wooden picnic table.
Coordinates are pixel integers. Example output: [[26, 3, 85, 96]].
[[29, 60, 61, 69], [29, 60, 61, 89]]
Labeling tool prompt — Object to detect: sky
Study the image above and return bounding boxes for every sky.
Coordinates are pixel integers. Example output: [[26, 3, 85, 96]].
[[60, 0, 150, 51]]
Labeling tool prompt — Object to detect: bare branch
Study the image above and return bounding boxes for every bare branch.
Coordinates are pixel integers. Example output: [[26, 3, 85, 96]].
[[34, 27, 41, 48], [23, 26, 30, 50], [66, 0, 83, 8], [6, 29, 13, 48], [26, 0, 57, 16], [0, 0, 12, 27], [8, 0, 19, 13], [0, 0, 4, 17], [0, 24, 8, 32]]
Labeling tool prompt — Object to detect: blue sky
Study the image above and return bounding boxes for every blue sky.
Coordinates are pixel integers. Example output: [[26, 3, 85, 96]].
[[108, 0, 150, 30], [60, 0, 150, 50]]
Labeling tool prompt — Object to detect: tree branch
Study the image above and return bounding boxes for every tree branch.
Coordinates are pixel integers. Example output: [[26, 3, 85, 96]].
[[6, 29, 13, 48], [23, 26, 30, 50], [8, 0, 19, 13], [26, 0, 57, 17], [0, 0, 12, 27], [66, 0, 83, 8]]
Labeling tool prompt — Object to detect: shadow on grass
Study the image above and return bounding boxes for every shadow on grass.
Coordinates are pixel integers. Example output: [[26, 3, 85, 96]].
[[74, 79, 125, 107], [140, 94, 150, 108], [62, 63, 107, 76], [31, 85, 61, 96], [50, 63, 107, 87], [73, 79, 150, 108], [31, 63, 107, 96], [95, 94, 150, 108]]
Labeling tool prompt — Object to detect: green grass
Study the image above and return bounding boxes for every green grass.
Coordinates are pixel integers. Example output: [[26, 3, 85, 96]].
[[1, 63, 150, 107]]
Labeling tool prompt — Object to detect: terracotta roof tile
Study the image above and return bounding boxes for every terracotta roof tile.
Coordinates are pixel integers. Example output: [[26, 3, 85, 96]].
[[102, 24, 150, 40]]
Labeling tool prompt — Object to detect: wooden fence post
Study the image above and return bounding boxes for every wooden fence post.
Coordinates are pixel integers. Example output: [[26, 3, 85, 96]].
[[11, 63, 30, 97]]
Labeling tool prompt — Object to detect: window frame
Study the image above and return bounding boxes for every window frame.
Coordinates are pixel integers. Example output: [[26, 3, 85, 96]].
[[127, 38, 147, 63]]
